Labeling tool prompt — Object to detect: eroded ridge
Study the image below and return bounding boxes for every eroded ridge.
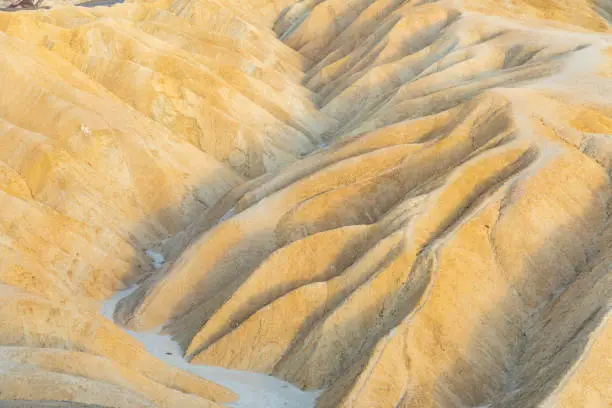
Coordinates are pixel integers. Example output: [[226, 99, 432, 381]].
[[0, 0, 610, 407]]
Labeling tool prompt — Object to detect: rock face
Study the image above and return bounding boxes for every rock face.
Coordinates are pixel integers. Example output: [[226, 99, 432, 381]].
[[0, 0, 610, 407]]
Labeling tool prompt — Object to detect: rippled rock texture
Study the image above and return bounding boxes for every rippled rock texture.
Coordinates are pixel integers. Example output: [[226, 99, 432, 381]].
[[0, 0, 610, 407]]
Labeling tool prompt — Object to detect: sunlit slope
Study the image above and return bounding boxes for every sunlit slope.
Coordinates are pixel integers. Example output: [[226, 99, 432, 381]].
[[0, 0, 325, 405], [0, 0, 610, 407], [115, 1, 611, 407]]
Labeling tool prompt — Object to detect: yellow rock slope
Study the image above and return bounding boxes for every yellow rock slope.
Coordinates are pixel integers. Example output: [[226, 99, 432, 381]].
[[0, 0, 610, 407]]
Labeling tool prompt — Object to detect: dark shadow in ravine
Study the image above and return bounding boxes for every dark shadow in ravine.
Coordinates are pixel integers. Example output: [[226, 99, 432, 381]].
[[76, 0, 124, 8]]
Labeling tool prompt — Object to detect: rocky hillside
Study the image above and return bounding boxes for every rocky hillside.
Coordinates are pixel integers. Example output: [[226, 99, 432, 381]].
[[0, 0, 610, 407]]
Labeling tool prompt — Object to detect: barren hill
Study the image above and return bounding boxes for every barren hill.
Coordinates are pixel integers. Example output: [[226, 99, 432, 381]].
[[0, 0, 610, 407]]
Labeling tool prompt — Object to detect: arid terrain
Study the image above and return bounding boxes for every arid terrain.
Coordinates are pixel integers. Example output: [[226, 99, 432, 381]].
[[0, 0, 610, 407]]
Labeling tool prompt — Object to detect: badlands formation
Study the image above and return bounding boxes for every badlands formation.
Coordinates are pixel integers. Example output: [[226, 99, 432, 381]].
[[0, 0, 611, 407]]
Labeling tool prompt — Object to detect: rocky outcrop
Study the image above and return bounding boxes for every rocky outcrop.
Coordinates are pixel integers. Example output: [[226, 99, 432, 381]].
[[0, 0, 610, 407]]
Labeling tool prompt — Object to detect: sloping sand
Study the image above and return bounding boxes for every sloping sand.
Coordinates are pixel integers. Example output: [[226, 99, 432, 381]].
[[0, 0, 610, 407]]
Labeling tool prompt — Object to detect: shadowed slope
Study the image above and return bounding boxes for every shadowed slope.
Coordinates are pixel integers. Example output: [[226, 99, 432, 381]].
[[0, 0, 610, 407], [117, 1, 611, 407]]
